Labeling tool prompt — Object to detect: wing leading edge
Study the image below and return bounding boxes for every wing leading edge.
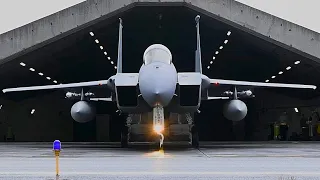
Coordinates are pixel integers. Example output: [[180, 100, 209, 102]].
[[2, 80, 111, 93], [210, 79, 317, 89]]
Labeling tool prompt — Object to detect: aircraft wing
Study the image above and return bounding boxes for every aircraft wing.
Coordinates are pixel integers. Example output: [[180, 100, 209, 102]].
[[89, 97, 112, 101], [2, 80, 112, 93], [210, 79, 317, 89]]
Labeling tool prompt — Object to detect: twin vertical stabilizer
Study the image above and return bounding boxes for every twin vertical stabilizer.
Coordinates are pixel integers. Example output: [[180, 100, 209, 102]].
[[195, 15, 202, 74], [117, 18, 123, 73]]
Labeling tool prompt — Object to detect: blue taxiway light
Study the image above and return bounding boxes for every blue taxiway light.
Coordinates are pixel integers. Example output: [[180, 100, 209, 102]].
[[53, 140, 61, 151]]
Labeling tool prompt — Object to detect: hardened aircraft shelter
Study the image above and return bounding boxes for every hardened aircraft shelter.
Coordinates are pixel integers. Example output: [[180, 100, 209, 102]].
[[0, 0, 320, 142]]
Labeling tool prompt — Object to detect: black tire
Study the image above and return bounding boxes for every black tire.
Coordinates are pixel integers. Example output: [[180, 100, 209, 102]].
[[191, 126, 199, 148], [120, 126, 129, 148]]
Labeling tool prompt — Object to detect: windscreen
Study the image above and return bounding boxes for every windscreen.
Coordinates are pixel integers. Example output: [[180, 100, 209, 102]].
[[143, 44, 172, 65]]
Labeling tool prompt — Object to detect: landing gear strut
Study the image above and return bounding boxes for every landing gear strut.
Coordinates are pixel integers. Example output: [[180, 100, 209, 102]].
[[153, 105, 165, 150], [120, 114, 132, 148], [186, 113, 199, 148]]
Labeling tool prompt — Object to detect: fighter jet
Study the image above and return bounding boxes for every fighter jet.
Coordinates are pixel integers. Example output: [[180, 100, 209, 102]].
[[2, 15, 316, 149]]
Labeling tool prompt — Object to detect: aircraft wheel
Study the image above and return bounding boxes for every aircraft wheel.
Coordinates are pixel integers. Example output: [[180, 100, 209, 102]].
[[191, 126, 199, 148], [155, 135, 164, 151], [120, 127, 129, 148]]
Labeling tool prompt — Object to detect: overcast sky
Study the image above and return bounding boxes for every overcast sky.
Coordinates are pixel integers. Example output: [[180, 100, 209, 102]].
[[0, 0, 319, 34]]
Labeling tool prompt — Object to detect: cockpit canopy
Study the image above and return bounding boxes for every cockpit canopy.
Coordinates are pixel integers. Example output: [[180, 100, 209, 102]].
[[143, 44, 172, 65]]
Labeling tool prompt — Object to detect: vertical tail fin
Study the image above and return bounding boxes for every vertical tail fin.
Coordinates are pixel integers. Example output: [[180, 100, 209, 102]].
[[117, 18, 123, 73], [195, 15, 202, 73]]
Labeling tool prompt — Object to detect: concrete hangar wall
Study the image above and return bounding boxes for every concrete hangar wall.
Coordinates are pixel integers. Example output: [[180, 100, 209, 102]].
[[0, 0, 320, 142]]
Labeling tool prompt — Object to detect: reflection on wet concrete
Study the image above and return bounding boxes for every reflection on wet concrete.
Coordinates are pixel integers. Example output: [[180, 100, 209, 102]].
[[0, 142, 320, 180]]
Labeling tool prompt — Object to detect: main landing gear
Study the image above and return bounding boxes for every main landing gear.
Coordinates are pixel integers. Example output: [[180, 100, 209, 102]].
[[186, 113, 199, 148], [120, 114, 132, 148]]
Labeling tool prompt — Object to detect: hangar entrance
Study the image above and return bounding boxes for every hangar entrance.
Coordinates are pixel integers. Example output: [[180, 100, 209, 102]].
[[73, 118, 96, 142], [0, 5, 320, 143]]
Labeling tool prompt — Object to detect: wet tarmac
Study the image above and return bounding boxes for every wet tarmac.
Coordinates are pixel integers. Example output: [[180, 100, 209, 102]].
[[0, 141, 320, 180]]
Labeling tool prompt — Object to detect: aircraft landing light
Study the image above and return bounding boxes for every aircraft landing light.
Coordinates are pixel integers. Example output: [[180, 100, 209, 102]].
[[104, 52, 107, 55], [29, 68, 35, 72], [215, 51, 219, 55], [227, 31, 232, 36], [153, 124, 164, 134], [108, 57, 111, 60], [95, 39, 99, 44], [210, 61, 213, 64], [278, 71, 283, 75], [271, 76, 276, 79], [207, 66, 210, 69], [114, 66, 117, 69], [265, 80, 269, 82], [38, 72, 44, 76], [219, 46, 223, 49], [53, 80, 58, 84], [111, 61, 114, 64], [100, 46, 103, 50], [46, 77, 51, 80], [212, 56, 216, 60], [20, 62, 26, 66], [294, 60, 300, 65], [224, 40, 228, 44], [286, 66, 291, 70], [89, 32, 94, 36]]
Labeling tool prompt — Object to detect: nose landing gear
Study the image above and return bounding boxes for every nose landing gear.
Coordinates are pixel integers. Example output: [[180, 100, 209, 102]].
[[153, 105, 165, 150]]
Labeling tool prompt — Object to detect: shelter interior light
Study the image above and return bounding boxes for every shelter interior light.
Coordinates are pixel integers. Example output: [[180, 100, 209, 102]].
[[30, 109, 35, 114], [278, 71, 283, 75], [294, 108, 299, 113], [38, 72, 44, 76], [286, 66, 291, 70], [29, 68, 35, 72], [271, 76, 276, 79], [46, 77, 51, 80], [89, 32, 116, 71], [227, 31, 231, 36], [265, 79, 269, 82], [294, 60, 300, 65], [20, 62, 26, 66], [53, 80, 58, 83], [215, 51, 219, 55], [224, 40, 228, 44]]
